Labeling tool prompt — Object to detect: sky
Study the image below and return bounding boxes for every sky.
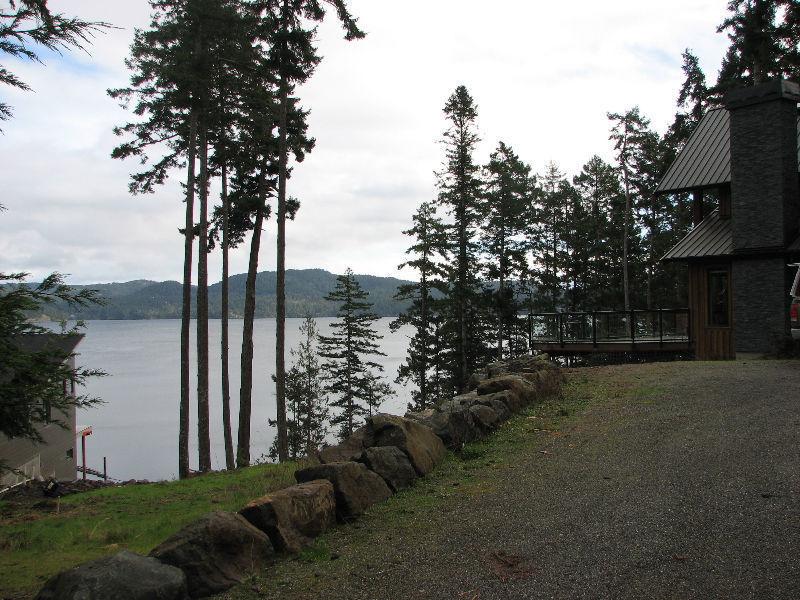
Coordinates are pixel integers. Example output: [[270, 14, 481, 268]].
[[0, 0, 731, 285]]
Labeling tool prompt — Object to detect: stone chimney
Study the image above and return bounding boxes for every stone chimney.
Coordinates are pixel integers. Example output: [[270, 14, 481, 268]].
[[725, 79, 799, 353], [726, 79, 800, 249]]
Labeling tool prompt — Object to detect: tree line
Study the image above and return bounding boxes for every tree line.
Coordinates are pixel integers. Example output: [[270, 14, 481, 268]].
[[108, 0, 364, 477], [391, 0, 800, 410]]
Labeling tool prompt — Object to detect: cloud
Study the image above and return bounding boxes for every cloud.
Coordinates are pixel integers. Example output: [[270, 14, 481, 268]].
[[1, 0, 731, 285]]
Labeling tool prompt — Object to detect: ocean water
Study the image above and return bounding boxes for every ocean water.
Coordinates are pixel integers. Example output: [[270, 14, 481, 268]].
[[73, 318, 412, 481]]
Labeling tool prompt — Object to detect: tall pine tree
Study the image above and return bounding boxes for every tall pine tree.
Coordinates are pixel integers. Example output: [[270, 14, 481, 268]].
[[392, 201, 448, 411], [482, 142, 533, 358], [255, 0, 364, 462], [435, 86, 488, 393], [320, 269, 389, 440]]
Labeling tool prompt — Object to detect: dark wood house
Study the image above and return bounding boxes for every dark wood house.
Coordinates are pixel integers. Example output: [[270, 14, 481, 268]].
[[658, 79, 800, 359]]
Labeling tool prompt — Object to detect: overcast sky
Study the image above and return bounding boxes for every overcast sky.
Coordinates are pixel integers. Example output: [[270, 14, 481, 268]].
[[0, 0, 730, 285]]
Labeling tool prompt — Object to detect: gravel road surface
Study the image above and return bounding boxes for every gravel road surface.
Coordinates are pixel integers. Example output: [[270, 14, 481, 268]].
[[232, 360, 800, 600]]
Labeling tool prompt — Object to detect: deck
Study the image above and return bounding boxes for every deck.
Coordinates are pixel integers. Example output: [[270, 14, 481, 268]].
[[528, 309, 692, 356]]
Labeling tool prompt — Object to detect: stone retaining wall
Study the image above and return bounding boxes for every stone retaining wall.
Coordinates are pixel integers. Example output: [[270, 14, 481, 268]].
[[36, 355, 561, 599]]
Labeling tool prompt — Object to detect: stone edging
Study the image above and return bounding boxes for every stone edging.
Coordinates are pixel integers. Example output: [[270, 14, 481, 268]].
[[35, 354, 562, 599]]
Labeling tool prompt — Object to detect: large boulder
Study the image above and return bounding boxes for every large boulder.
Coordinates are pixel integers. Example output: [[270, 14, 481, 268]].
[[149, 511, 273, 598], [485, 389, 523, 413], [475, 394, 511, 421], [36, 551, 187, 600], [317, 426, 369, 463], [359, 446, 418, 492], [368, 414, 446, 475], [469, 404, 500, 432], [239, 480, 335, 554], [477, 374, 538, 406], [407, 402, 480, 450], [295, 461, 392, 522]]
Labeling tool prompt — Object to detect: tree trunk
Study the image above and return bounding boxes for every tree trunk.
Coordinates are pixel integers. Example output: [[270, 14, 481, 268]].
[[275, 71, 289, 463], [197, 119, 211, 473], [179, 108, 198, 480], [237, 168, 268, 468], [622, 170, 631, 312], [419, 269, 429, 408], [220, 157, 234, 470]]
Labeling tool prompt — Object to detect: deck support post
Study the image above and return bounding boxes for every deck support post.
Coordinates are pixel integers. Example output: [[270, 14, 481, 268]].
[[81, 434, 87, 481]]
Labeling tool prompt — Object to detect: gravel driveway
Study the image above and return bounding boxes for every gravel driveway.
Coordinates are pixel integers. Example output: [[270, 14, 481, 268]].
[[230, 360, 800, 600]]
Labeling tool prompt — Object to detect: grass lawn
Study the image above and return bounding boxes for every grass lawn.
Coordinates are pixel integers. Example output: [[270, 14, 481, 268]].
[[0, 459, 307, 598]]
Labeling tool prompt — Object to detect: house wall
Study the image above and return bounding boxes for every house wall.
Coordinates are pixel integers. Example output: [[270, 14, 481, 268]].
[[726, 80, 799, 354], [732, 257, 791, 353], [0, 357, 78, 488], [688, 261, 735, 360], [728, 80, 800, 251]]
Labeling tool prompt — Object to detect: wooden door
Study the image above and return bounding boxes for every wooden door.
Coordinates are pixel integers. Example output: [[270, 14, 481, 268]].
[[688, 262, 735, 360]]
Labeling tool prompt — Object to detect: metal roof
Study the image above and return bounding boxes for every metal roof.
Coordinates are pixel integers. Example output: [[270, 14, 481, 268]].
[[662, 209, 733, 261], [14, 333, 83, 357], [656, 109, 731, 194], [656, 109, 800, 195]]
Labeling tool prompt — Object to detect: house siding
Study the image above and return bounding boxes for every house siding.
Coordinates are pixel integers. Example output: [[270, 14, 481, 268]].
[[732, 257, 791, 353]]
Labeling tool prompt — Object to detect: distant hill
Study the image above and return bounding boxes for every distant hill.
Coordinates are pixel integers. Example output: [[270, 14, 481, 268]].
[[25, 269, 413, 320]]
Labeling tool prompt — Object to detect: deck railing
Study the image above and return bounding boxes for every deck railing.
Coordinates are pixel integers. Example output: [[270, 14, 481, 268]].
[[527, 308, 690, 347]]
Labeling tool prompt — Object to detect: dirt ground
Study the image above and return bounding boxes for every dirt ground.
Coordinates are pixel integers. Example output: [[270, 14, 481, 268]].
[[224, 360, 800, 600]]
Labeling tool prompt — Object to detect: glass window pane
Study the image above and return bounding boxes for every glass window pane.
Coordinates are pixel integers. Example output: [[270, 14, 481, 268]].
[[708, 270, 729, 326]]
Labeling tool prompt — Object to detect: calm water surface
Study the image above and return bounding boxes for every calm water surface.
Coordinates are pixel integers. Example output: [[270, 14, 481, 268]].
[[73, 318, 411, 481]]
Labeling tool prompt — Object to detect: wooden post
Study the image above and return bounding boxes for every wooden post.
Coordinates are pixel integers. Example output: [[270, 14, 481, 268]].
[[659, 309, 664, 347], [558, 313, 564, 347], [592, 312, 597, 347], [81, 434, 87, 481], [630, 310, 636, 344], [692, 189, 704, 226], [103, 457, 107, 482]]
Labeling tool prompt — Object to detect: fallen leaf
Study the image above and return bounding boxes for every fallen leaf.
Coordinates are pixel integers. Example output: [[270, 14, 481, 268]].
[[672, 554, 688, 561]]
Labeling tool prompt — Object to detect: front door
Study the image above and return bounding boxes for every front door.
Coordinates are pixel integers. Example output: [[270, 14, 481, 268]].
[[689, 262, 735, 359]]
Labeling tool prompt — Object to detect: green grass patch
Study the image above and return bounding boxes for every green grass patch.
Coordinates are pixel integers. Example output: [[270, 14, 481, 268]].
[[0, 460, 306, 598]]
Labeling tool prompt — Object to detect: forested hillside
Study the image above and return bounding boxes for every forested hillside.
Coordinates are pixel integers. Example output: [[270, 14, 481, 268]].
[[25, 270, 412, 320]]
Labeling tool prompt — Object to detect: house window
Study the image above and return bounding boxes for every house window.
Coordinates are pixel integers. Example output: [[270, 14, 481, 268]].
[[708, 270, 730, 326]]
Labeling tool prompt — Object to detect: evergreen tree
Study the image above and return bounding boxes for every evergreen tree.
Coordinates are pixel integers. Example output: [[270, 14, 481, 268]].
[[572, 156, 626, 310], [665, 49, 709, 152], [558, 179, 590, 311], [319, 269, 389, 440], [391, 201, 448, 411], [607, 108, 651, 312], [715, 0, 783, 95], [255, 0, 364, 463], [435, 86, 488, 392], [481, 142, 533, 358], [532, 162, 567, 311], [269, 315, 328, 459], [0, 273, 105, 465], [111, 0, 216, 478], [0, 1, 109, 130]]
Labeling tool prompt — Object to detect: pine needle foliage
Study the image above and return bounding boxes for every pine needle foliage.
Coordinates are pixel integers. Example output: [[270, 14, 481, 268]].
[[319, 269, 389, 441]]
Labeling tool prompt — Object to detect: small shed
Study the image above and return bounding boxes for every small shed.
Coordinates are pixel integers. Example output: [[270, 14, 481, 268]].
[[658, 79, 800, 359]]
